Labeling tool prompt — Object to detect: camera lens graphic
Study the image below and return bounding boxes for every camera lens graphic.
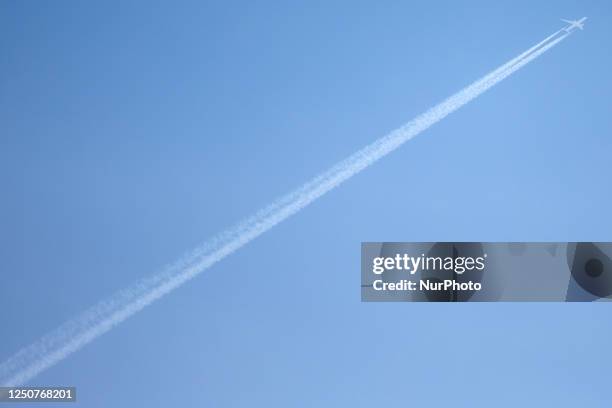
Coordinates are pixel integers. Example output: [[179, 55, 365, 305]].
[[585, 258, 604, 278], [567, 243, 612, 298]]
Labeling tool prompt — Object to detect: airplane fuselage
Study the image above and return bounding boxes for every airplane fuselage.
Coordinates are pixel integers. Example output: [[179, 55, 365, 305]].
[[562, 17, 587, 32]]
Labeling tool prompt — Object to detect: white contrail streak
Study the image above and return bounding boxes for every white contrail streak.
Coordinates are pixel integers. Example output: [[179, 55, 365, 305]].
[[0, 30, 570, 386]]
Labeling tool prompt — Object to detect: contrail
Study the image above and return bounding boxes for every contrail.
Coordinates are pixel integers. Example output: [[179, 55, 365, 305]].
[[0, 29, 571, 386]]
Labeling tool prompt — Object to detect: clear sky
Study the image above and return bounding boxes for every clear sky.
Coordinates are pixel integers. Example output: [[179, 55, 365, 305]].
[[1, 1, 611, 406]]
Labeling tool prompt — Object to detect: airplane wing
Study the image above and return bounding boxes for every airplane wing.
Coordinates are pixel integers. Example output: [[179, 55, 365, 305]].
[[561, 19, 574, 24]]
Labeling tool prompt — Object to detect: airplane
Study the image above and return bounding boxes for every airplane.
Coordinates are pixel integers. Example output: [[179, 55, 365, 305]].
[[561, 17, 587, 32]]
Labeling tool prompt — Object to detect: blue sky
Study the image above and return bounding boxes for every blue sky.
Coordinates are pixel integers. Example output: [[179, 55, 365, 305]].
[[1, 1, 611, 406]]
